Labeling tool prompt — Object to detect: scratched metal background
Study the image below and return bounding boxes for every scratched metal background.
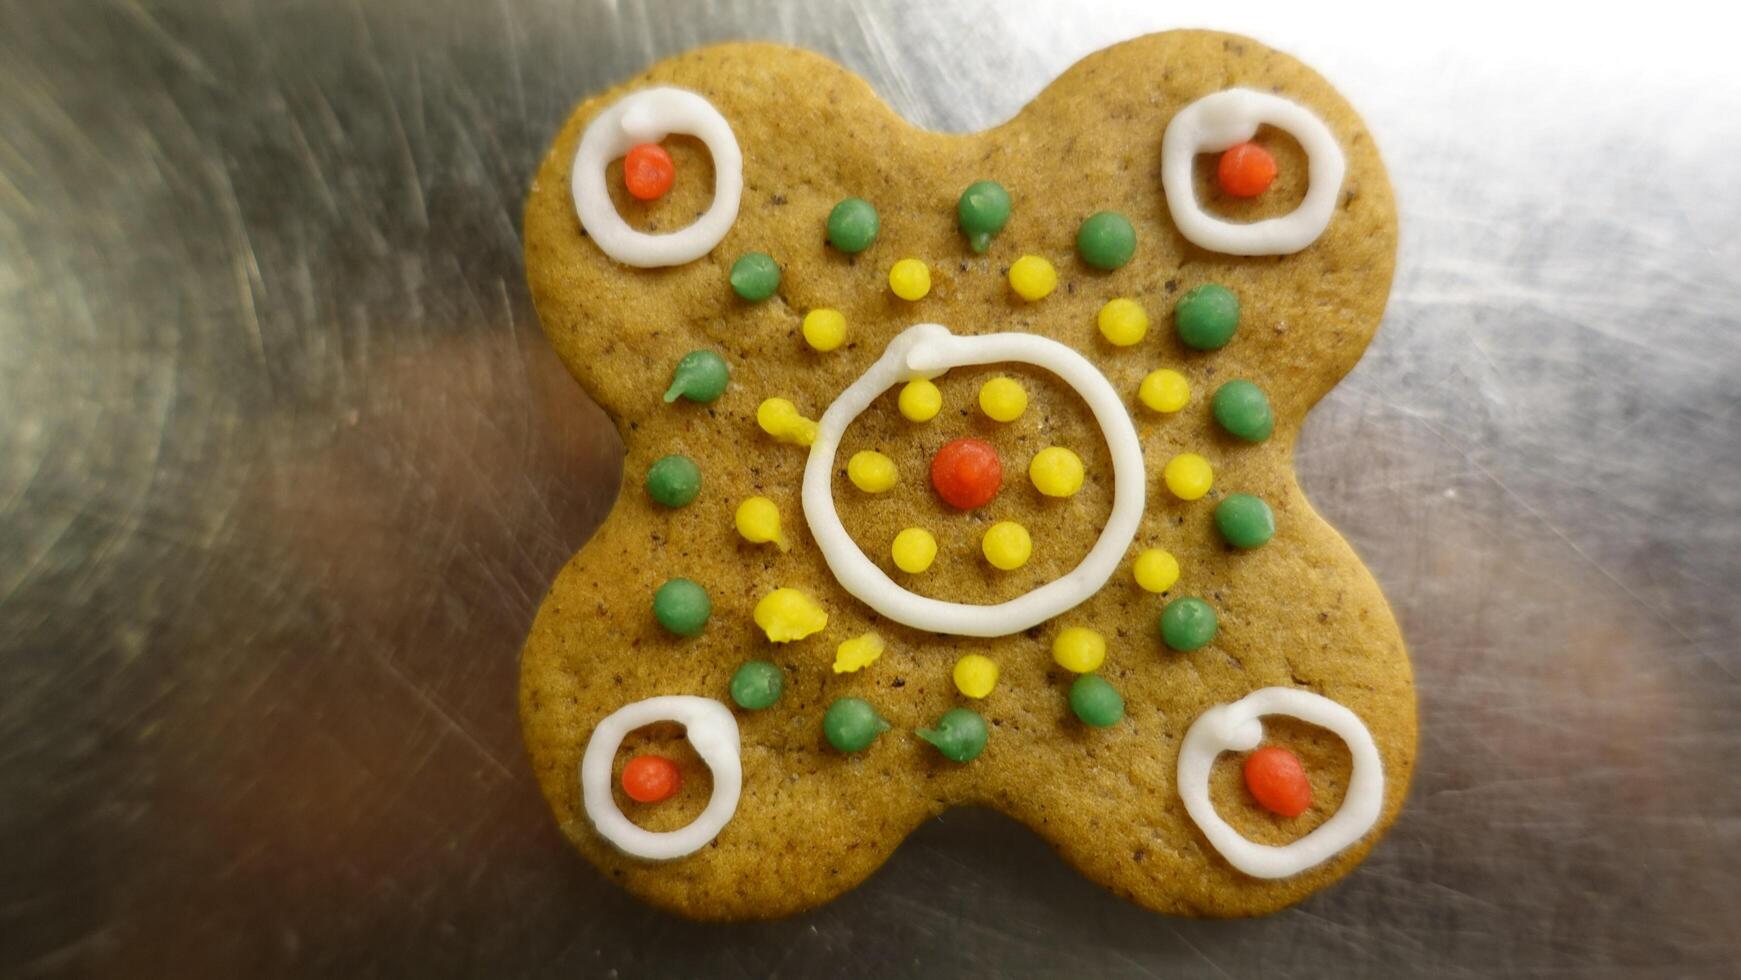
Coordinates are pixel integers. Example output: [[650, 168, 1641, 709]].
[[3, 0, 1739, 976]]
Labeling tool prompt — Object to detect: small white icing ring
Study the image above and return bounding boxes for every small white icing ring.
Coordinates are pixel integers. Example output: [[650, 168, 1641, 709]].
[[1161, 88, 1346, 255], [801, 324, 1145, 637], [571, 87, 744, 267], [1177, 687, 1384, 879], [579, 695, 742, 860]]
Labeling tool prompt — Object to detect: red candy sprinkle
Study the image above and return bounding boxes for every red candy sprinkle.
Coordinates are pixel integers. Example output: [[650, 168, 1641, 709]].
[[1243, 746, 1311, 818], [930, 438, 1003, 509], [1217, 141, 1278, 198], [621, 754, 682, 803], [623, 143, 675, 201]]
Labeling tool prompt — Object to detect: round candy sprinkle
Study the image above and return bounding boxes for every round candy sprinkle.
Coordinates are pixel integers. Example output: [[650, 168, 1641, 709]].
[[729, 660, 785, 710], [1162, 452, 1214, 501], [1211, 379, 1275, 442], [981, 521, 1032, 571], [1132, 549, 1180, 594], [663, 349, 729, 403], [957, 179, 1012, 253], [889, 258, 931, 301], [622, 143, 675, 201], [734, 496, 791, 551], [730, 251, 781, 302], [891, 527, 938, 573], [898, 379, 943, 422], [1244, 745, 1312, 817], [1215, 493, 1276, 549], [918, 707, 989, 763], [823, 697, 889, 753], [1069, 674, 1124, 727], [826, 197, 879, 253], [978, 376, 1028, 422], [931, 438, 1002, 509], [753, 587, 828, 642], [1076, 211, 1137, 270], [621, 754, 681, 802], [1052, 626, 1107, 674], [833, 632, 886, 674], [1160, 596, 1217, 651], [1218, 141, 1278, 198], [1175, 283, 1240, 350], [645, 454, 701, 508], [757, 397, 818, 447], [652, 578, 711, 637], [802, 308, 847, 352], [1007, 255, 1057, 301], [847, 450, 899, 493], [1097, 298, 1149, 346], [952, 654, 999, 699], [1028, 447, 1084, 498], [1138, 369, 1190, 413]]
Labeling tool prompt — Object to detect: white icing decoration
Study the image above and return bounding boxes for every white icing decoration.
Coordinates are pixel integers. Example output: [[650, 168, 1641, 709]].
[[801, 324, 1145, 637], [1177, 687, 1384, 879], [1160, 88, 1346, 256], [580, 695, 741, 860], [571, 87, 744, 268]]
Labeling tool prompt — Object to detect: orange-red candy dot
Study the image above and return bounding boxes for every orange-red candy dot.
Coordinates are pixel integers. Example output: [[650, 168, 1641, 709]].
[[931, 437, 1003, 510], [1217, 141, 1278, 198], [1243, 746, 1311, 818], [621, 754, 682, 803], [624, 143, 675, 201]]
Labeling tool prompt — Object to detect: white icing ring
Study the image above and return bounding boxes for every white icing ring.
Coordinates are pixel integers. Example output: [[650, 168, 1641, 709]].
[[1160, 88, 1346, 255], [571, 87, 744, 268], [579, 695, 742, 860], [801, 324, 1145, 637], [1177, 687, 1384, 879]]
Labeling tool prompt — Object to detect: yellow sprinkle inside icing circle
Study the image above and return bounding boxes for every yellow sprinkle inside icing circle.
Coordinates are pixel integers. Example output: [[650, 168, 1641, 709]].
[[802, 308, 847, 352], [832, 632, 886, 673], [889, 258, 931, 301], [898, 379, 942, 422], [981, 521, 1032, 570], [1008, 255, 1057, 301], [1139, 369, 1190, 413], [756, 397, 818, 447], [847, 450, 899, 493], [891, 527, 938, 573], [978, 376, 1028, 422], [1162, 452, 1214, 501], [1028, 446, 1084, 498], [1133, 548, 1180, 593], [1097, 298, 1150, 346], [753, 587, 828, 642], [734, 496, 791, 551], [1052, 626, 1107, 673], [952, 654, 999, 699]]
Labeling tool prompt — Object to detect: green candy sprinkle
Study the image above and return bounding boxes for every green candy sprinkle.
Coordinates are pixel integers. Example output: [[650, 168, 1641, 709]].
[[1215, 493, 1276, 550], [1069, 674, 1125, 727], [1174, 283, 1240, 350], [957, 180, 1011, 253], [827, 197, 880, 253], [645, 454, 701, 508], [917, 707, 988, 763], [823, 697, 889, 753], [1075, 211, 1137, 270], [652, 578, 711, 637], [664, 350, 729, 404], [1160, 596, 1218, 651], [730, 252, 781, 302], [729, 660, 784, 710], [1211, 379, 1274, 442]]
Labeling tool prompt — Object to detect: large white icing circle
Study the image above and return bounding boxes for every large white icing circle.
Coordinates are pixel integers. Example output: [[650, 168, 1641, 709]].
[[1160, 88, 1346, 256], [580, 695, 742, 860], [801, 324, 1145, 637], [1177, 687, 1384, 879], [571, 87, 744, 268]]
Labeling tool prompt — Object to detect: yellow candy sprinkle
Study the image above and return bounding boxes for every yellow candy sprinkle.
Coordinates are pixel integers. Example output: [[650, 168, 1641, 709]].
[[952, 654, 999, 699], [1028, 446, 1085, 498], [891, 527, 938, 573], [753, 587, 828, 642], [802, 308, 847, 352], [1052, 626, 1107, 673], [1139, 369, 1190, 413], [1008, 255, 1057, 301], [756, 397, 818, 447], [889, 258, 931, 301], [898, 379, 943, 422], [1162, 452, 1214, 501], [734, 496, 791, 551], [1133, 548, 1180, 593], [847, 450, 899, 493], [833, 632, 886, 674], [981, 521, 1032, 570], [978, 376, 1028, 422], [1097, 298, 1150, 346]]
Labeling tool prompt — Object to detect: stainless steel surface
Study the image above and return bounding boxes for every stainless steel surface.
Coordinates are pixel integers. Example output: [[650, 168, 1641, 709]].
[[4, 1, 1738, 976]]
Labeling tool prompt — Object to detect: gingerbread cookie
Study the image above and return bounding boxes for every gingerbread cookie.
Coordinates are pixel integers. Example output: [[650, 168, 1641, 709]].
[[519, 30, 1414, 919]]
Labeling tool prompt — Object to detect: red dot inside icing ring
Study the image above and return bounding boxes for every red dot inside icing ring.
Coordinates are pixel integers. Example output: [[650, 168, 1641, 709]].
[[621, 754, 682, 803], [930, 437, 1003, 510], [1242, 745, 1311, 818], [1216, 141, 1278, 198], [623, 142, 676, 201]]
